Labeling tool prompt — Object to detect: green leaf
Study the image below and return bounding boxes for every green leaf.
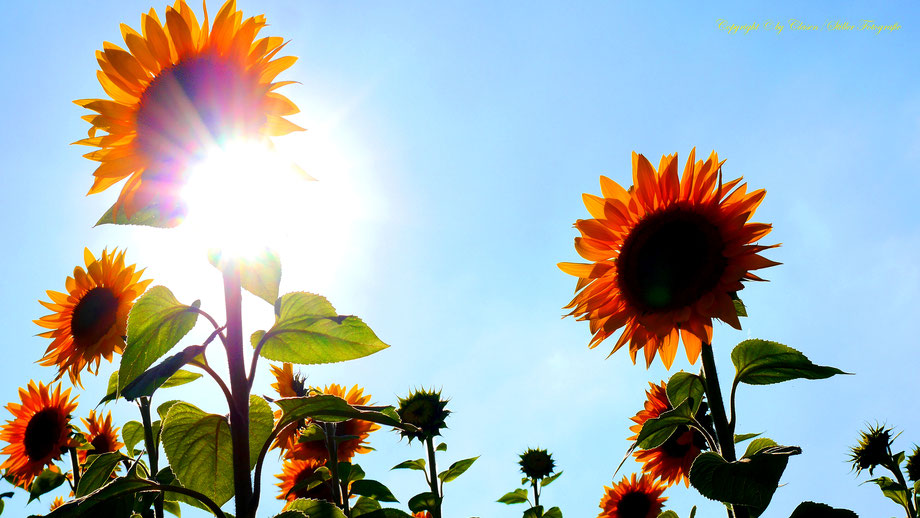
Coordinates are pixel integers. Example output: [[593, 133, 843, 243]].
[[209, 248, 281, 305], [76, 452, 127, 497], [351, 480, 399, 502], [95, 201, 183, 228], [121, 345, 206, 401], [543, 507, 562, 518], [657, 512, 679, 518], [297, 423, 326, 443], [789, 502, 858, 518], [160, 402, 233, 506], [249, 395, 274, 469], [666, 371, 705, 414], [866, 476, 911, 508], [253, 292, 388, 365], [121, 286, 200, 390], [99, 370, 121, 405], [637, 399, 695, 449], [689, 446, 801, 512], [284, 498, 348, 518], [523, 506, 544, 518], [408, 492, 439, 513], [276, 395, 402, 428], [273, 512, 308, 518], [28, 468, 66, 502], [44, 477, 152, 517], [357, 510, 414, 518], [742, 438, 778, 458], [392, 459, 426, 471], [160, 370, 203, 389], [436, 442, 448, 452], [497, 488, 529, 504], [163, 499, 181, 517], [351, 496, 382, 517], [541, 471, 562, 487], [689, 507, 696, 518], [731, 339, 847, 386], [157, 400, 181, 421], [122, 421, 145, 456], [438, 456, 478, 483], [342, 462, 366, 483], [734, 433, 762, 444], [733, 298, 747, 318]]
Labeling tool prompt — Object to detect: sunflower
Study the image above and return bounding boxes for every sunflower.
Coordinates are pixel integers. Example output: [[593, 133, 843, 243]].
[[412, 513, 433, 518], [270, 363, 310, 453], [285, 384, 379, 463], [628, 382, 707, 487], [50, 496, 66, 511], [34, 248, 151, 386], [0, 381, 79, 489], [559, 149, 778, 368], [75, 0, 303, 223], [598, 474, 668, 518], [276, 457, 334, 503], [519, 447, 556, 480], [78, 410, 124, 465]]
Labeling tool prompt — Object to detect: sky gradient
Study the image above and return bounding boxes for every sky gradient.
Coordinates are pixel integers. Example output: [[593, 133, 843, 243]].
[[1, 1, 918, 517]]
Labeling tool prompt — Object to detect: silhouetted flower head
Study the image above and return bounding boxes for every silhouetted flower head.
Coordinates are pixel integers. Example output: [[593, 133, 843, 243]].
[[519, 447, 556, 480], [849, 424, 893, 475], [397, 388, 450, 442]]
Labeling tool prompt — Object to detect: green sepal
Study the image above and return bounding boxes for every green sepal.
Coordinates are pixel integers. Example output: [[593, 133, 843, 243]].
[[121, 286, 200, 390], [731, 339, 847, 386]]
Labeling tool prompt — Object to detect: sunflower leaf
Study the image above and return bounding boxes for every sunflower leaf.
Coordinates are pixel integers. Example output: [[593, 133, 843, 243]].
[[734, 433, 762, 444], [666, 371, 706, 414], [351, 480, 399, 502], [523, 506, 544, 518], [541, 471, 563, 487], [283, 498, 347, 518], [249, 395, 274, 469], [742, 438, 778, 458], [789, 501, 859, 517], [636, 398, 695, 449], [28, 468, 66, 502], [497, 488, 529, 504], [121, 286, 200, 391], [731, 339, 848, 386], [95, 201, 183, 228], [98, 370, 121, 406], [392, 459, 427, 471], [408, 492, 439, 513], [351, 496, 382, 517], [122, 420, 145, 457], [43, 477, 152, 517], [253, 292, 389, 365], [689, 446, 801, 513], [865, 477, 911, 509], [76, 452, 128, 497], [438, 456, 479, 483], [209, 248, 281, 305], [121, 345, 206, 401], [657, 512, 679, 518], [159, 369, 202, 389], [160, 402, 234, 507], [276, 394, 402, 429]]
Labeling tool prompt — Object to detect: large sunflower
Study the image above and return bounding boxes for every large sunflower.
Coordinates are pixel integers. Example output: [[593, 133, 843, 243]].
[[285, 384, 379, 463], [75, 0, 303, 222], [559, 149, 778, 368], [628, 382, 707, 487], [276, 457, 334, 503], [0, 381, 79, 489], [598, 474, 668, 518], [78, 410, 124, 465], [270, 363, 310, 454], [35, 249, 151, 386]]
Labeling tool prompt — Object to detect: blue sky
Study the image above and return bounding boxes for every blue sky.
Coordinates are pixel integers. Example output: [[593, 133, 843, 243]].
[[1, 1, 919, 517]]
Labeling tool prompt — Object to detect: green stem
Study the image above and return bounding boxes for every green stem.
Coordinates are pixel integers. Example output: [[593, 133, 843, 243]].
[[532, 478, 539, 508], [222, 264, 253, 518], [68, 446, 81, 490], [426, 436, 442, 518], [700, 343, 748, 518], [324, 422, 345, 509], [139, 397, 163, 518], [886, 457, 917, 518]]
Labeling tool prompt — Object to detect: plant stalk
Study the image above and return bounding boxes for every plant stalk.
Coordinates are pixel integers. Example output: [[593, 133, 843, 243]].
[[886, 457, 917, 518], [426, 436, 443, 518], [139, 397, 163, 518], [700, 343, 748, 518], [532, 478, 540, 508], [68, 446, 81, 490], [323, 422, 345, 509], [222, 264, 253, 518]]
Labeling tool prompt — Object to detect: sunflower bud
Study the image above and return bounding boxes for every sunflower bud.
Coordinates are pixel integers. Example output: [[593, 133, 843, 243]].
[[906, 446, 920, 482], [396, 389, 450, 442], [518, 448, 556, 480], [849, 424, 893, 475]]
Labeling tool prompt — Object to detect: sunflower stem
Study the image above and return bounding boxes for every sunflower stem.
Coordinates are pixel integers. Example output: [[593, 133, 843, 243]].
[[139, 397, 163, 518], [886, 455, 917, 518], [532, 478, 540, 508], [68, 446, 81, 490], [324, 422, 345, 508], [222, 263, 254, 518], [426, 436, 443, 518], [700, 343, 748, 518]]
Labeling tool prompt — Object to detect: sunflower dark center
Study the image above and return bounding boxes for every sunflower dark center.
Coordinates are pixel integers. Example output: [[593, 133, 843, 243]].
[[135, 55, 265, 173], [24, 409, 64, 461], [660, 427, 692, 458], [616, 491, 652, 518], [90, 434, 113, 454], [617, 208, 726, 312], [71, 287, 119, 347]]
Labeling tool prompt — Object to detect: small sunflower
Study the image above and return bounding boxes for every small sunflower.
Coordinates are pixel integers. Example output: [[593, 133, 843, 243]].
[[0, 381, 79, 489], [75, 0, 303, 223], [849, 424, 893, 476], [412, 513, 433, 518], [50, 496, 66, 511], [396, 388, 450, 443], [34, 248, 151, 386], [560, 149, 779, 368], [270, 363, 310, 453], [519, 447, 555, 480], [598, 474, 668, 518], [276, 457, 334, 503], [906, 446, 920, 482], [78, 410, 124, 465], [285, 384, 380, 463], [628, 381, 707, 487]]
